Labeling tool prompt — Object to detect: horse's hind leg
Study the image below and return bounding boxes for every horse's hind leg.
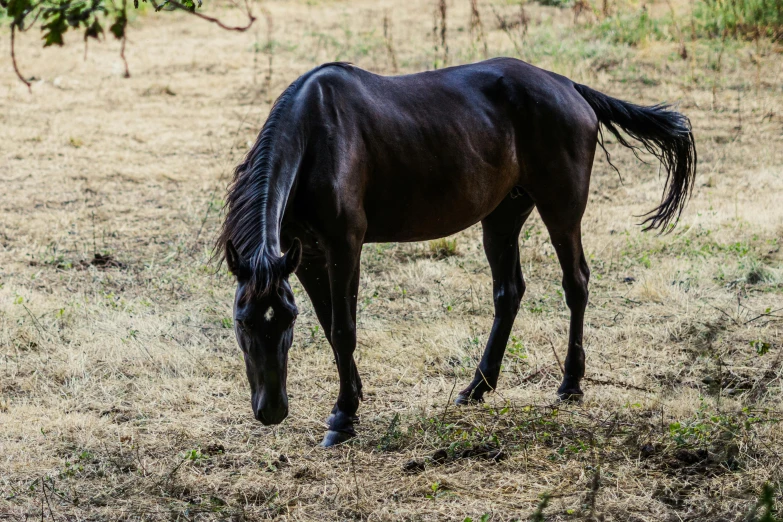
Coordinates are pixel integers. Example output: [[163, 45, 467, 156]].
[[456, 192, 535, 404], [533, 164, 592, 400]]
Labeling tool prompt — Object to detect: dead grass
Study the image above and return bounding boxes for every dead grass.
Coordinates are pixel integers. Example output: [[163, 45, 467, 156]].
[[1, 0, 782, 520]]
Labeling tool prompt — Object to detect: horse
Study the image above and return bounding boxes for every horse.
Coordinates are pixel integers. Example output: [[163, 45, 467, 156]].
[[215, 57, 696, 447]]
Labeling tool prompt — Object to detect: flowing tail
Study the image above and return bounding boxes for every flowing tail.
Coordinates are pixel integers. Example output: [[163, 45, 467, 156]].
[[574, 83, 697, 232]]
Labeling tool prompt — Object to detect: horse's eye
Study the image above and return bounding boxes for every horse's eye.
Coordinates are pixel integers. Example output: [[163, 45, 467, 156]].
[[271, 306, 296, 330], [264, 306, 275, 322], [236, 318, 249, 332]]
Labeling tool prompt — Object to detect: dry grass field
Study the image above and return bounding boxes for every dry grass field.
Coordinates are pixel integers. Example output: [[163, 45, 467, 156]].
[[1, 0, 782, 520]]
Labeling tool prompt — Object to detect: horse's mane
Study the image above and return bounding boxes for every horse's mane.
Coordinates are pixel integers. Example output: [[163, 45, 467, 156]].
[[215, 62, 352, 297]]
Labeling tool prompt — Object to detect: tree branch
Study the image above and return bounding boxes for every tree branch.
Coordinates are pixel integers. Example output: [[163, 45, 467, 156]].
[[11, 25, 32, 92], [120, 0, 130, 77], [6, 0, 255, 87], [18, 1, 47, 32], [161, 0, 255, 32]]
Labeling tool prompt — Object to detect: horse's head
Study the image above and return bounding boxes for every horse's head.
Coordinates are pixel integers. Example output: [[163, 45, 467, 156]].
[[224, 239, 302, 425]]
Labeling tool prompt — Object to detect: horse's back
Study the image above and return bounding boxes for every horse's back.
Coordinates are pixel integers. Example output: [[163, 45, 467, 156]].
[[295, 58, 597, 155]]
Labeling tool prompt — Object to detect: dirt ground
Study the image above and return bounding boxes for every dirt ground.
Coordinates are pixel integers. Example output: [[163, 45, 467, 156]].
[[1, 0, 782, 520]]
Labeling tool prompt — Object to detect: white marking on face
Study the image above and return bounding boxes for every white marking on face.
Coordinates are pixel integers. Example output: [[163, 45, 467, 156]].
[[264, 306, 275, 322]]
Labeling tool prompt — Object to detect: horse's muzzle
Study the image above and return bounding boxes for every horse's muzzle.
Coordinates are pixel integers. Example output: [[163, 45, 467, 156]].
[[253, 392, 289, 425]]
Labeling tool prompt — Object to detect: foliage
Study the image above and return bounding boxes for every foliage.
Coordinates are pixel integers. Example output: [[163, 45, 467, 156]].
[[695, 0, 783, 39], [593, 0, 782, 46], [429, 238, 459, 259], [535, 0, 573, 8], [667, 399, 775, 449], [595, 7, 670, 46], [746, 483, 781, 522], [0, 0, 253, 86], [530, 493, 551, 522], [4, 0, 131, 50], [3, 0, 782, 89]]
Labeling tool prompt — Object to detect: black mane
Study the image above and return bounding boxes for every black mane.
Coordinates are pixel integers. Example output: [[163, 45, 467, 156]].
[[215, 62, 351, 296]]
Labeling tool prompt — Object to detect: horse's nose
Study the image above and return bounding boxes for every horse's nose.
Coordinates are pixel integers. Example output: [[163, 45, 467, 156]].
[[253, 392, 289, 425], [255, 404, 289, 425]]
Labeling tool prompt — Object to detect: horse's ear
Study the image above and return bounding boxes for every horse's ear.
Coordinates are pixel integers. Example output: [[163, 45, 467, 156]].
[[284, 238, 302, 275], [225, 240, 244, 277]]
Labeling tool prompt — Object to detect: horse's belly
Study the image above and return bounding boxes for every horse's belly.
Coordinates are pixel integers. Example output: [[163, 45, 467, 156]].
[[363, 170, 517, 243]]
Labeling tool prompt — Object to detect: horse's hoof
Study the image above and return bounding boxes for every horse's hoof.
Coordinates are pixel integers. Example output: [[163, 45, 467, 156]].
[[320, 430, 354, 447], [557, 378, 584, 402], [455, 393, 484, 405], [557, 388, 584, 403], [558, 393, 583, 403]]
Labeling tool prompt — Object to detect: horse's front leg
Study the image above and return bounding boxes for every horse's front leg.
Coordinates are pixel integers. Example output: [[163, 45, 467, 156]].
[[295, 252, 363, 418], [321, 236, 364, 447]]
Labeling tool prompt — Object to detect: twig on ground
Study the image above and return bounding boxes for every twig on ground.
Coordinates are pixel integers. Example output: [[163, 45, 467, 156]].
[[441, 378, 458, 423], [518, 363, 556, 384], [41, 477, 55, 521], [745, 307, 783, 325], [548, 339, 565, 376], [585, 377, 653, 393]]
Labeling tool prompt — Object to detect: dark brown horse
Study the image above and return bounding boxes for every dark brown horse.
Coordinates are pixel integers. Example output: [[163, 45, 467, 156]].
[[216, 58, 696, 447]]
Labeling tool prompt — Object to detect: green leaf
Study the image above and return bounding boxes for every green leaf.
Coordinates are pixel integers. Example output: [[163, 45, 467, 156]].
[[84, 18, 103, 40], [110, 11, 126, 39], [7, 0, 34, 21], [751, 340, 771, 356], [42, 12, 67, 46]]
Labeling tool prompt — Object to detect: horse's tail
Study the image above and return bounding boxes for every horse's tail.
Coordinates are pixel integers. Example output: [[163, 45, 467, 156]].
[[573, 83, 696, 232]]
